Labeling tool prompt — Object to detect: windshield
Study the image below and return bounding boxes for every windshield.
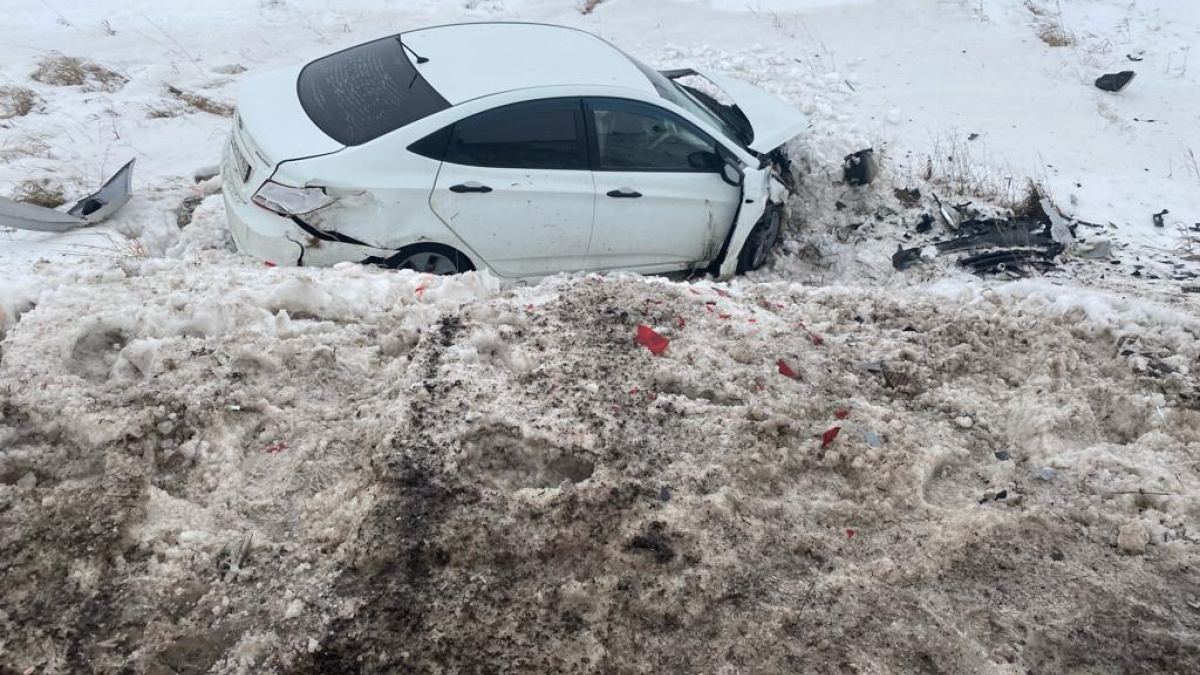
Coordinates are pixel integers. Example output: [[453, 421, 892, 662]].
[[297, 36, 450, 146], [625, 56, 751, 149]]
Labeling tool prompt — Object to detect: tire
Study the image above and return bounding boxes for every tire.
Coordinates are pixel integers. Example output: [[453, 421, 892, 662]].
[[736, 205, 783, 273], [383, 244, 475, 275]]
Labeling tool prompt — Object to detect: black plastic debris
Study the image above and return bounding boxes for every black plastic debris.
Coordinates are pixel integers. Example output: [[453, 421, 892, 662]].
[[892, 217, 1065, 276], [1095, 71, 1136, 93], [995, 450, 1011, 461], [1153, 209, 1169, 228], [844, 148, 879, 186], [916, 214, 935, 233]]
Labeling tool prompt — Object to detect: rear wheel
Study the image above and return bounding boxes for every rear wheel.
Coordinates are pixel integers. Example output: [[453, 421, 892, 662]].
[[384, 244, 475, 275], [736, 205, 783, 273]]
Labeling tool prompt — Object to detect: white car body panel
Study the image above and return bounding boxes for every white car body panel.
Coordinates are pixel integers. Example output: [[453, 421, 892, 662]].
[[430, 163, 595, 277], [235, 66, 342, 164], [717, 168, 777, 279], [588, 171, 738, 271], [224, 23, 804, 279], [697, 71, 809, 154]]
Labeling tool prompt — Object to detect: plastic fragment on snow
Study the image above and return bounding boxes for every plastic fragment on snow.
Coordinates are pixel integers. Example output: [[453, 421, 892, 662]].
[[834, 410, 849, 420], [810, 332, 825, 346], [636, 324, 670, 355], [265, 442, 287, 454], [715, 288, 731, 298], [777, 359, 797, 379], [1037, 468, 1060, 481], [995, 450, 1011, 461], [863, 430, 883, 447], [677, 316, 686, 329], [821, 426, 841, 448], [1094, 70, 1136, 93], [846, 529, 856, 539]]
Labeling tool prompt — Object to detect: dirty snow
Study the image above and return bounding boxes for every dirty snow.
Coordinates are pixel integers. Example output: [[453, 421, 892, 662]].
[[2, 1, 1200, 673]]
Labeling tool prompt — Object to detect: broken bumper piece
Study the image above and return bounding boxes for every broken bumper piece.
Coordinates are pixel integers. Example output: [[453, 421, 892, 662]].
[[892, 217, 1065, 276], [0, 159, 134, 232]]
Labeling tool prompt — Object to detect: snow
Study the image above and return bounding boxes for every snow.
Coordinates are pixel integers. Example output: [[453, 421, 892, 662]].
[[2, 1, 1199, 673]]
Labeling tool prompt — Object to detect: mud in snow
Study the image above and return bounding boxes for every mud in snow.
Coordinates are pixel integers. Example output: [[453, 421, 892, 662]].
[[2, 249, 1199, 674]]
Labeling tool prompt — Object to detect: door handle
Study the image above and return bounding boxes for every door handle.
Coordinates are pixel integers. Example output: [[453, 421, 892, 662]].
[[449, 182, 493, 194], [606, 188, 642, 198]]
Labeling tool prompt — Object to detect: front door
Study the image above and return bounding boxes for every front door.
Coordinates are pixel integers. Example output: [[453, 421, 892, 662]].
[[584, 97, 741, 272], [429, 98, 594, 278]]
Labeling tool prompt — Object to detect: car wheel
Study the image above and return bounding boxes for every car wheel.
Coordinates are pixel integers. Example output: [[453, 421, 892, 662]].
[[737, 206, 783, 273], [384, 244, 475, 275]]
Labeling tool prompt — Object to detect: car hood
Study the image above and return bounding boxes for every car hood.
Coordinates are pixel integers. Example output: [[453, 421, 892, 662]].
[[696, 71, 808, 154], [235, 65, 344, 165]]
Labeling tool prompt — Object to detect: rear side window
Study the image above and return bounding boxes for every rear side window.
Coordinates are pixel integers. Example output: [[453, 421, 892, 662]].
[[587, 98, 718, 172], [442, 99, 586, 170], [298, 37, 450, 146]]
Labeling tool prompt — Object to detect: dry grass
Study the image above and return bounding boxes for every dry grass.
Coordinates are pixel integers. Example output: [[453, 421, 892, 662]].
[[165, 85, 234, 117], [32, 54, 127, 92], [0, 86, 40, 119], [1185, 148, 1200, 186], [1025, 1, 1075, 47], [11, 178, 67, 209], [1037, 23, 1076, 47], [580, 0, 606, 14], [919, 132, 1024, 207]]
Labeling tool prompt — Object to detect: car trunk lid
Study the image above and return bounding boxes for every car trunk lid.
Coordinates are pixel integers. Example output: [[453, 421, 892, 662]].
[[235, 65, 344, 169]]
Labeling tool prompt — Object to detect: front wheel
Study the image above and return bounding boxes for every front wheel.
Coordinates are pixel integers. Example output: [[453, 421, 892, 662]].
[[736, 205, 783, 273], [383, 244, 475, 275]]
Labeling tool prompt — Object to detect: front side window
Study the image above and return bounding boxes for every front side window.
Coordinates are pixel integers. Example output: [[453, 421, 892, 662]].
[[587, 98, 719, 172], [443, 98, 586, 170]]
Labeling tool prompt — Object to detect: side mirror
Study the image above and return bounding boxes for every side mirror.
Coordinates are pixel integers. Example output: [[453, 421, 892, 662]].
[[721, 159, 744, 187]]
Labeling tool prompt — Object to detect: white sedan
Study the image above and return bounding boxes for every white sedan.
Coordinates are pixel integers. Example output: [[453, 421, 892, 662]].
[[222, 22, 805, 278]]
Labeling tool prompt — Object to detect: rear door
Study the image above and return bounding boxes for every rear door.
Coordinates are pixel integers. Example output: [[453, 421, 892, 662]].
[[428, 98, 594, 277], [583, 97, 741, 272]]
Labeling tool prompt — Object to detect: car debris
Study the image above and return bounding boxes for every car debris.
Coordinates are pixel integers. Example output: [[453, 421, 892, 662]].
[[892, 216, 1066, 276], [843, 148, 879, 186], [0, 159, 134, 232], [1095, 71, 1136, 93]]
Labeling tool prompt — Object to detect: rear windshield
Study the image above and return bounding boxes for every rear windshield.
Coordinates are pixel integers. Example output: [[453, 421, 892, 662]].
[[297, 37, 450, 146]]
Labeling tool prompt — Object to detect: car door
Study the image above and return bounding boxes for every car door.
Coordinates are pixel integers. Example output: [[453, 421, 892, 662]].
[[426, 98, 594, 278], [583, 97, 742, 272]]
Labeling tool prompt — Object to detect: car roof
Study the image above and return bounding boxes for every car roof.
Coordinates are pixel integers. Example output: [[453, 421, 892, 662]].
[[401, 22, 657, 105]]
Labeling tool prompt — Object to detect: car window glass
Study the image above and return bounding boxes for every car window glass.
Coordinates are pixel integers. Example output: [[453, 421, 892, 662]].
[[444, 99, 585, 170], [589, 99, 717, 172]]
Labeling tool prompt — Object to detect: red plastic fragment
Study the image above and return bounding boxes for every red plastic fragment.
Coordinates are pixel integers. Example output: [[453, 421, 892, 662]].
[[629, 387, 640, 395], [677, 316, 686, 329], [747, 318, 757, 324], [810, 332, 825, 346], [715, 288, 731, 298], [636, 324, 670, 355], [821, 426, 841, 448], [846, 529, 856, 539], [718, 313, 731, 320], [264, 261, 277, 268], [265, 442, 287, 454], [777, 359, 798, 379], [835, 410, 849, 420], [705, 304, 714, 313], [689, 288, 702, 295]]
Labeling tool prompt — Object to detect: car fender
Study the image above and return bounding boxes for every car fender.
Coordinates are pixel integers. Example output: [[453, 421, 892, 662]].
[[717, 166, 772, 279]]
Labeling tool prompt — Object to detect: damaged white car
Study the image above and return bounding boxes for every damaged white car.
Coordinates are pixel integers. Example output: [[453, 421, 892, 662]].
[[223, 22, 805, 278]]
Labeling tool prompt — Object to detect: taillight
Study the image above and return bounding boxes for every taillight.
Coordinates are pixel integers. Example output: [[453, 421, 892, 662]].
[[252, 180, 337, 216]]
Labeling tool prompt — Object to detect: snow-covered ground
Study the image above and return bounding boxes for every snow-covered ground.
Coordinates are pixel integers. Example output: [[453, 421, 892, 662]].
[[2, 1, 1199, 673]]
